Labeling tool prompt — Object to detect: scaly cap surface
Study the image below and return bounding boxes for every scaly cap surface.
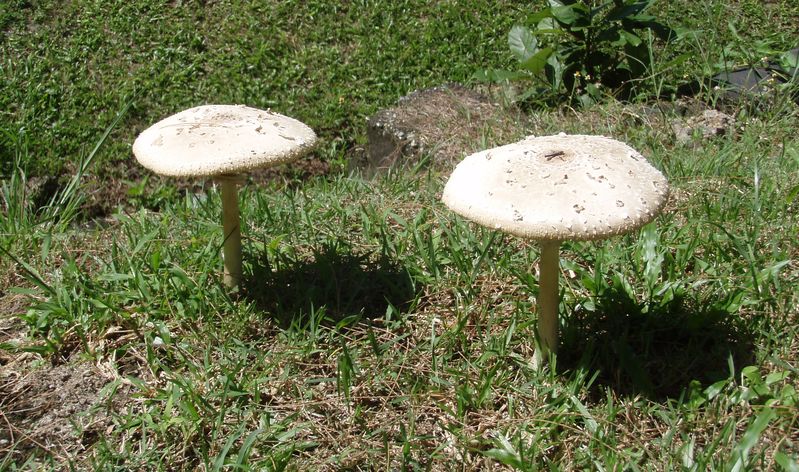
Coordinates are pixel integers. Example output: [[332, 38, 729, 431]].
[[133, 105, 317, 177], [442, 134, 669, 241]]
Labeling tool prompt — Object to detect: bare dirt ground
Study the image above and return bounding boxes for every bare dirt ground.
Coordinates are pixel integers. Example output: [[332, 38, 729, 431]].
[[0, 290, 129, 464]]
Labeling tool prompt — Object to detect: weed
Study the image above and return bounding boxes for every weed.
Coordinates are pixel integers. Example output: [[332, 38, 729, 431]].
[[478, 0, 680, 106]]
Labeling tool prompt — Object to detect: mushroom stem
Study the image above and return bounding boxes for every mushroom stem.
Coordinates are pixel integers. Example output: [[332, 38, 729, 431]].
[[534, 240, 560, 367], [219, 176, 242, 288]]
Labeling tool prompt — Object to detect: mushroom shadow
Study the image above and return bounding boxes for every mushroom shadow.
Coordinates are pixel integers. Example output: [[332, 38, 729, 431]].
[[244, 242, 418, 329], [557, 286, 756, 401]]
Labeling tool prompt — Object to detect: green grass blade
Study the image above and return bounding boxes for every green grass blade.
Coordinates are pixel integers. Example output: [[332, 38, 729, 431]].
[[211, 424, 246, 472], [0, 244, 55, 295], [43, 98, 133, 230], [234, 428, 264, 469], [727, 408, 777, 472]]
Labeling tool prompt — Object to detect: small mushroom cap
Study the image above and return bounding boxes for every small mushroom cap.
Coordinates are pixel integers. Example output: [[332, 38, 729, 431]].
[[133, 105, 317, 177], [442, 134, 669, 241]]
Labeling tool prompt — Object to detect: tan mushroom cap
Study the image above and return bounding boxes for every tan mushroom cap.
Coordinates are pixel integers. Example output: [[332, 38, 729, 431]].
[[442, 134, 669, 241], [133, 104, 317, 177]]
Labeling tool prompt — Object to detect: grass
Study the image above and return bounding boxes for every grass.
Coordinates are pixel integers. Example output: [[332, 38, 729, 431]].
[[1, 0, 524, 177], [2, 0, 799, 470]]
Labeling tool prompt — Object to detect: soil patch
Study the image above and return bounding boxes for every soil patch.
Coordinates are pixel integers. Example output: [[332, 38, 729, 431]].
[[0, 358, 127, 464]]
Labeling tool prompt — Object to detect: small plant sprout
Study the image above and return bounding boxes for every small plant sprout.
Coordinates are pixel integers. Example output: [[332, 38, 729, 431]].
[[442, 134, 669, 367], [133, 104, 317, 288]]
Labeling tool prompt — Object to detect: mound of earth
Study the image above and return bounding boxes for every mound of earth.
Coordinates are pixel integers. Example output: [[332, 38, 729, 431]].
[[362, 83, 526, 174]]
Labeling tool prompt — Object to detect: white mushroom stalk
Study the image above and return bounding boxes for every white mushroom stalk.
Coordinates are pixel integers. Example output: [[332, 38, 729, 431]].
[[442, 134, 669, 366], [218, 173, 246, 287], [536, 239, 560, 366], [132, 104, 317, 289]]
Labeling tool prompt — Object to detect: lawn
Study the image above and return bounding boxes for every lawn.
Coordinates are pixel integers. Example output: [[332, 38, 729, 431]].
[[1, 0, 799, 470]]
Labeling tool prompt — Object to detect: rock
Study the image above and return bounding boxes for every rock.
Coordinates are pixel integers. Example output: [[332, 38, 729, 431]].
[[671, 109, 736, 144], [363, 84, 524, 174]]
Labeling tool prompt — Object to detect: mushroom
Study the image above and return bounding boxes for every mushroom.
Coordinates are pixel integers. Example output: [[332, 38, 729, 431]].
[[442, 134, 669, 366], [133, 104, 317, 288]]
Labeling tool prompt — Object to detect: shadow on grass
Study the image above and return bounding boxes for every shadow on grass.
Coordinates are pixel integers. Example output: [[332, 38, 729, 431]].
[[244, 242, 417, 329], [558, 286, 756, 401]]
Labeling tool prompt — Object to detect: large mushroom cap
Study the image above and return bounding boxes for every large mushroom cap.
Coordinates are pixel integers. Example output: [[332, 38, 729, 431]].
[[133, 104, 317, 177], [442, 134, 669, 241]]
